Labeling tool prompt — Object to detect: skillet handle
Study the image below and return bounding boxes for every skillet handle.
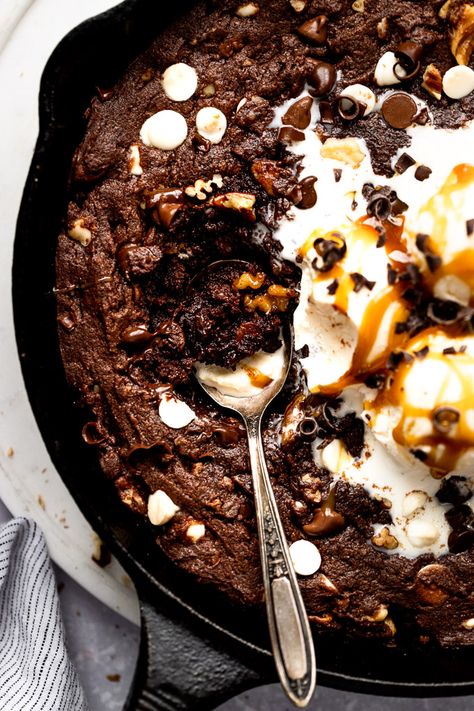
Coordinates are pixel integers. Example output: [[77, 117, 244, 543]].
[[125, 592, 268, 711]]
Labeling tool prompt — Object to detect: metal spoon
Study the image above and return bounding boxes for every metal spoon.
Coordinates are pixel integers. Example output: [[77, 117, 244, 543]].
[[192, 260, 316, 708]]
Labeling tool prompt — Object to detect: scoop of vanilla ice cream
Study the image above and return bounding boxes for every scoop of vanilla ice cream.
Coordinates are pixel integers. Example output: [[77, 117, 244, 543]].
[[195, 347, 286, 397]]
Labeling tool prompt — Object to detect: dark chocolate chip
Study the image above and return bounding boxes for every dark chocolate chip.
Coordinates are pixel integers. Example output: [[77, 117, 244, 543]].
[[350, 272, 375, 292], [327, 279, 339, 295], [282, 96, 313, 129], [364, 372, 386, 389], [375, 228, 386, 248], [437, 476, 472, 506], [318, 100, 335, 123], [443, 346, 457, 355], [466, 219, 474, 236], [394, 152, 416, 174], [415, 165, 432, 181], [117, 243, 163, 277], [381, 93, 417, 129], [298, 15, 328, 44], [411, 448, 428, 461], [426, 253, 442, 272], [387, 350, 413, 370], [278, 126, 305, 143], [121, 325, 155, 346], [192, 133, 211, 152], [414, 345, 429, 359], [312, 234, 346, 272], [333, 168, 342, 182], [307, 60, 336, 96], [298, 176, 318, 209]]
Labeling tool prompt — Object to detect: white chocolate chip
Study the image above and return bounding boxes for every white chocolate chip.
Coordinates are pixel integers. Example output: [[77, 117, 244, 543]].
[[147, 490, 179, 525], [196, 107, 227, 144], [129, 144, 143, 175], [140, 110, 188, 150], [462, 618, 474, 630], [289, 539, 321, 576], [442, 65, 474, 100], [68, 219, 92, 246], [159, 394, 196, 429], [340, 84, 376, 115], [162, 63, 198, 102], [236, 2, 259, 17], [186, 522, 206, 542], [402, 490, 428, 517], [374, 51, 406, 86], [433, 274, 471, 306], [406, 520, 440, 548]]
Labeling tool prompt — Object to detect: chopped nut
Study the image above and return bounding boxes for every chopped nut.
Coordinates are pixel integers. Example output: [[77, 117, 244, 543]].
[[449, 3, 474, 65], [320, 137, 365, 168], [414, 564, 451, 606], [251, 159, 296, 197], [281, 394, 306, 447], [352, 0, 364, 11], [233, 271, 266, 290], [317, 573, 339, 595], [461, 618, 474, 630], [185, 174, 223, 200], [68, 219, 92, 246], [310, 613, 333, 625], [203, 83, 216, 97], [236, 2, 259, 17], [439, 0, 452, 19], [371, 526, 399, 550], [128, 144, 143, 175], [209, 192, 256, 221], [289, 0, 306, 11], [422, 64, 443, 100], [6, 447, 14, 458], [372, 604, 389, 622], [384, 617, 397, 636], [377, 17, 389, 39], [244, 285, 294, 314]]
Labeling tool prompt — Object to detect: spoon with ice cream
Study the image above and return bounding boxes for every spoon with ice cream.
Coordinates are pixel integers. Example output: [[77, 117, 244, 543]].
[[190, 260, 316, 708]]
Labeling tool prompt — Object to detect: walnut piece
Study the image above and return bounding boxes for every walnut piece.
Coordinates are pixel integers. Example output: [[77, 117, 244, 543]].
[[320, 137, 366, 168], [289, 0, 306, 12], [422, 64, 443, 100], [68, 218, 92, 246], [449, 3, 474, 65], [210, 192, 256, 221], [371, 526, 399, 550]]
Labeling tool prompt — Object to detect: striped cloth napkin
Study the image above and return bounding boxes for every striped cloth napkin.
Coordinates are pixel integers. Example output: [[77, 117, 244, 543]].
[[0, 517, 88, 710]]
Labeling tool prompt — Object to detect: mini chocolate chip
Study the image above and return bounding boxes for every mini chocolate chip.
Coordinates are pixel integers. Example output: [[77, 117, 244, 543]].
[[298, 176, 318, 209], [466, 219, 474, 236], [387, 265, 397, 285], [350, 272, 375, 292], [391, 197, 409, 215], [298, 15, 328, 44], [327, 279, 339, 295], [411, 448, 428, 461], [364, 372, 386, 389], [192, 133, 211, 152], [395, 41, 423, 69], [432, 406, 460, 434], [381, 93, 417, 129], [318, 100, 335, 123], [415, 233, 430, 253], [414, 345, 429, 359], [443, 347, 457, 355], [333, 168, 342, 182], [278, 126, 305, 143], [426, 253, 442, 272], [307, 60, 336, 96], [437, 476, 472, 506], [395, 321, 407, 334], [394, 153, 416, 174], [387, 351, 413, 370], [460, 345, 467, 353], [415, 165, 432, 181], [282, 96, 313, 129], [376, 228, 387, 248]]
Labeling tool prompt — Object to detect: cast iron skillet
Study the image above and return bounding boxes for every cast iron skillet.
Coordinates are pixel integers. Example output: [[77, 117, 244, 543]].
[[12, 1, 474, 707]]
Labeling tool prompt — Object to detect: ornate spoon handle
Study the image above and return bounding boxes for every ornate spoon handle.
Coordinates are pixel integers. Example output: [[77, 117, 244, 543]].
[[245, 415, 317, 708]]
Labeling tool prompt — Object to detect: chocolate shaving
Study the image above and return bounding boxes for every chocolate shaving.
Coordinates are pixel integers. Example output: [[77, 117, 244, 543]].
[[387, 350, 413, 370], [350, 272, 375, 292], [466, 219, 474, 236], [394, 153, 416, 174], [327, 279, 339, 295], [414, 345, 429, 359]]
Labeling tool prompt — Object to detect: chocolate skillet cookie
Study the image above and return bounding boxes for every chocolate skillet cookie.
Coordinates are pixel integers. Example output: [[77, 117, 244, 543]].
[[57, 0, 474, 647]]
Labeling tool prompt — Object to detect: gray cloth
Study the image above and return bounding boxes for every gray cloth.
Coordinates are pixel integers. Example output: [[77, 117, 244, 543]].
[[0, 517, 88, 710]]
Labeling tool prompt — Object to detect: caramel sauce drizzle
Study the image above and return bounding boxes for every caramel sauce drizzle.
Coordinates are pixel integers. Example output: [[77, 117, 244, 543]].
[[370, 330, 474, 471], [243, 366, 273, 389]]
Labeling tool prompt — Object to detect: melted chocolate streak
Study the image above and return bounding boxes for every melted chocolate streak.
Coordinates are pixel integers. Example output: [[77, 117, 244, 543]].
[[56, 0, 474, 647]]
